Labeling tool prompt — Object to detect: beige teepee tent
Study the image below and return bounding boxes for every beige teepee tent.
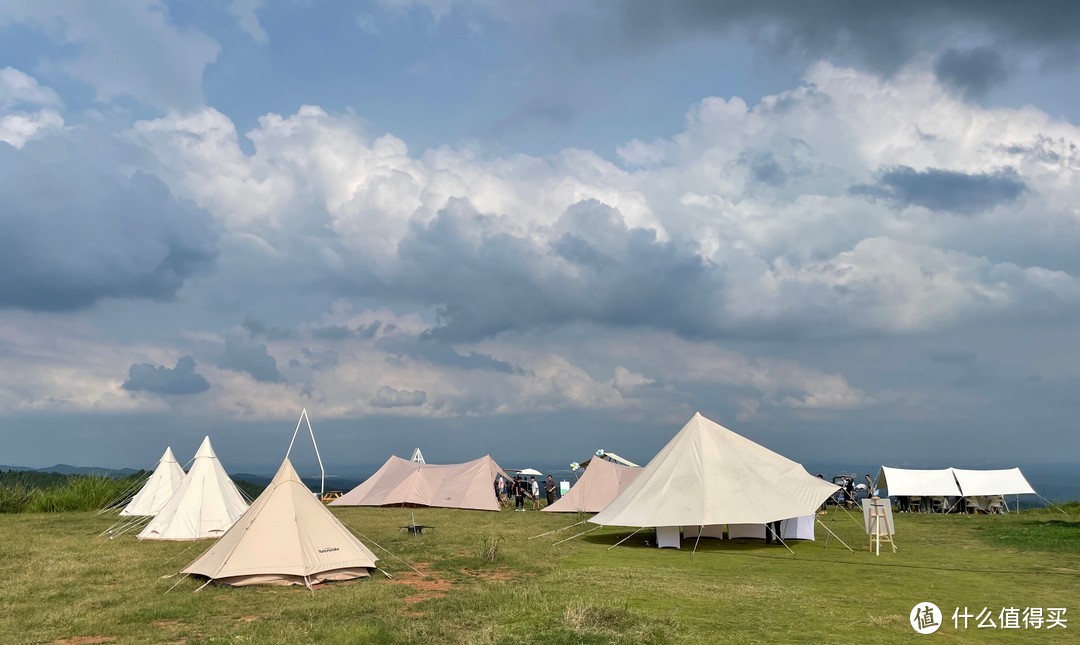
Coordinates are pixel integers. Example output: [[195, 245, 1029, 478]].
[[182, 458, 379, 586], [138, 437, 249, 540], [330, 455, 507, 512], [543, 457, 641, 514], [120, 447, 186, 517], [591, 413, 837, 530]]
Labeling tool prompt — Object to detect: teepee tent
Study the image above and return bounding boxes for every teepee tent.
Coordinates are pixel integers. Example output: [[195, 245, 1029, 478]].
[[410, 447, 426, 464], [138, 437, 249, 540], [120, 447, 186, 517], [331, 455, 507, 512], [591, 413, 837, 532], [182, 458, 378, 586], [543, 457, 641, 514]]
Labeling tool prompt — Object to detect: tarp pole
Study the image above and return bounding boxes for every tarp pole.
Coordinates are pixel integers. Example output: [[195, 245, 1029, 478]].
[[607, 527, 644, 550], [691, 525, 703, 556], [815, 519, 854, 553], [553, 525, 602, 546], [286, 408, 325, 498]]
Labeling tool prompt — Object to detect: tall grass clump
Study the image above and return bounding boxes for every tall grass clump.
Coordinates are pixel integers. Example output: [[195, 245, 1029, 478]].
[[477, 535, 503, 562], [0, 475, 136, 513]]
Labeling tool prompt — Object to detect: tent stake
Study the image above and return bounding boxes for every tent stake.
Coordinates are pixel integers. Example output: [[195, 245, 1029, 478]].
[[608, 527, 644, 550]]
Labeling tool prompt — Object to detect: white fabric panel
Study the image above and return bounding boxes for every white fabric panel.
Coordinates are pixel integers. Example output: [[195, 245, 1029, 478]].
[[682, 525, 725, 539], [951, 468, 1037, 496], [876, 466, 962, 497], [655, 526, 681, 548], [590, 413, 838, 528], [728, 523, 767, 539], [780, 515, 815, 540]]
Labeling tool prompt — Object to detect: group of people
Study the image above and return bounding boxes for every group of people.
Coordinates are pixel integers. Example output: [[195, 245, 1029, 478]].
[[495, 474, 558, 510]]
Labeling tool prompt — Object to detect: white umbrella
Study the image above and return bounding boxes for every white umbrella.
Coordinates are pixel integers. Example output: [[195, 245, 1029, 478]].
[[518, 468, 543, 476]]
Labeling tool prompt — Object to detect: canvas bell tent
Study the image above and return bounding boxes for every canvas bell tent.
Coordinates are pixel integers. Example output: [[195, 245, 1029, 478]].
[[589, 413, 837, 547], [543, 457, 641, 514], [875, 466, 962, 498], [138, 437, 249, 540], [120, 447, 186, 517], [330, 455, 508, 512], [182, 458, 378, 587]]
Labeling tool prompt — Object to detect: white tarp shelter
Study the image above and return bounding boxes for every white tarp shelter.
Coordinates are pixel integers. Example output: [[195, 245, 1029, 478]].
[[138, 437, 249, 540], [182, 458, 378, 586], [949, 468, 1037, 497], [875, 466, 962, 497], [590, 413, 837, 533], [330, 455, 508, 512], [543, 457, 641, 514], [120, 447, 185, 517]]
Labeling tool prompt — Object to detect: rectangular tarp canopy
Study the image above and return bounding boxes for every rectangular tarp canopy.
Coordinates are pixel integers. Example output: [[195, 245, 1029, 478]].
[[876, 466, 961, 497], [951, 468, 1036, 497]]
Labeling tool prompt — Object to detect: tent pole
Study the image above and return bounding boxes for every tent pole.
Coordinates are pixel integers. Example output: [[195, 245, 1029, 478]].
[[527, 518, 587, 538], [286, 408, 325, 498], [553, 525, 602, 546], [691, 525, 703, 556], [815, 520, 854, 553], [769, 525, 796, 557], [164, 573, 190, 594], [608, 527, 644, 550]]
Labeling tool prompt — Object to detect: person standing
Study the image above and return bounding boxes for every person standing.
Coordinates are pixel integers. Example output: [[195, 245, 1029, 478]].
[[545, 475, 557, 506], [530, 476, 541, 510], [864, 474, 876, 498], [816, 474, 828, 514], [513, 476, 525, 511]]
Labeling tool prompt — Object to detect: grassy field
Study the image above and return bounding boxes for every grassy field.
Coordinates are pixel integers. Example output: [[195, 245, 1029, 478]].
[[0, 503, 1076, 644]]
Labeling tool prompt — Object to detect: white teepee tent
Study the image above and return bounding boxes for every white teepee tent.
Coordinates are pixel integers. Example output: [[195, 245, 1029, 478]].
[[591, 412, 837, 529], [138, 437, 249, 540], [182, 458, 379, 586], [410, 447, 426, 464], [120, 447, 186, 517]]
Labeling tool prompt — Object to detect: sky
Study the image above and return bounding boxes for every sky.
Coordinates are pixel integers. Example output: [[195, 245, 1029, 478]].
[[1, 1, 1079, 475]]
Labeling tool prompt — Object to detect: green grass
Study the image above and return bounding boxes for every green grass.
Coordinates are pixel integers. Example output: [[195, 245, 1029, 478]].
[[0, 505, 1076, 643], [0, 475, 142, 514]]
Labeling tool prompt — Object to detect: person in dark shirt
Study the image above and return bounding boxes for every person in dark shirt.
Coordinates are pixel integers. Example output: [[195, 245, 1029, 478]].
[[545, 475, 557, 506], [513, 476, 525, 511]]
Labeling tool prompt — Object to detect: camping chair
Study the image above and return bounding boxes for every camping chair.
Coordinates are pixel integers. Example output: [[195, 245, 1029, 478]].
[[908, 496, 923, 513], [989, 496, 1005, 515], [930, 497, 946, 513]]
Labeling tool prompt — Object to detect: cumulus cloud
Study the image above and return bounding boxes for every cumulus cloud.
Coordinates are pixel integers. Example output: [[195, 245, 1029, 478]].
[[0, 135, 217, 311], [121, 356, 210, 395], [370, 385, 427, 408], [0, 1, 220, 110], [228, 0, 268, 43], [215, 338, 285, 383], [0, 67, 62, 108], [852, 166, 1027, 214]]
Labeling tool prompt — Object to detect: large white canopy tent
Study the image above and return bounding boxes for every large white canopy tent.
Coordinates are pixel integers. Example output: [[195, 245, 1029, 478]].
[[120, 447, 186, 517], [330, 455, 508, 512], [543, 457, 641, 514], [589, 413, 838, 548], [875, 466, 962, 497], [182, 458, 378, 587], [138, 437, 249, 540], [949, 468, 1036, 497]]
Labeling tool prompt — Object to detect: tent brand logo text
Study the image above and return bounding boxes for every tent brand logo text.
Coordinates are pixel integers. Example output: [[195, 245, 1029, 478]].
[[317, 547, 340, 553], [910, 602, 942, 634]]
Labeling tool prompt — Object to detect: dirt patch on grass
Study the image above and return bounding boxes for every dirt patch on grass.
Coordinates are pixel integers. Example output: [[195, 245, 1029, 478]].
[[152, 620, 182, 630], [384, 562, 453, 604], [54, 637, 116, 645], [460, 567, 517, 581], [237, 615, 259, 624]]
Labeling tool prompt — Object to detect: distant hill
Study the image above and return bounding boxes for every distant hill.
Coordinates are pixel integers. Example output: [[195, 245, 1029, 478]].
[[0, 464, 140, 477], [231, 472, 366, 495]]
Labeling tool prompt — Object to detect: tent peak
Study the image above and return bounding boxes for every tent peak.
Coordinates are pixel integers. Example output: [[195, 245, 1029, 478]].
[[271, 458, 302, 485], [160, 446, 178, 464], [193, 436, 216, 459]]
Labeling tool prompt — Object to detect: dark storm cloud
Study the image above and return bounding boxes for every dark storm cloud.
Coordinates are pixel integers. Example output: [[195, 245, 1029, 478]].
[[934, 47, 1009, 99], [852, 166, 1027, 214], [370, 385, 427, 408], [0, 137, 217, 311], [310, 321, 381, 340], [608, 1, 1080, 74], [385, 198, 726, 342], [121, 356, 210, 395], [215, 338, 284, 383], [242, 316, 293, 340]]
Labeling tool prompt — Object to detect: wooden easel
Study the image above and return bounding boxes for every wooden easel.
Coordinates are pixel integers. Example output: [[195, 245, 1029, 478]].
[[868, 497, 896, 556]]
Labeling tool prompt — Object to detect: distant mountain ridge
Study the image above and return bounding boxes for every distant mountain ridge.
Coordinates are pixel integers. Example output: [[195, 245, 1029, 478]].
[[0, 464, 140, 477]]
